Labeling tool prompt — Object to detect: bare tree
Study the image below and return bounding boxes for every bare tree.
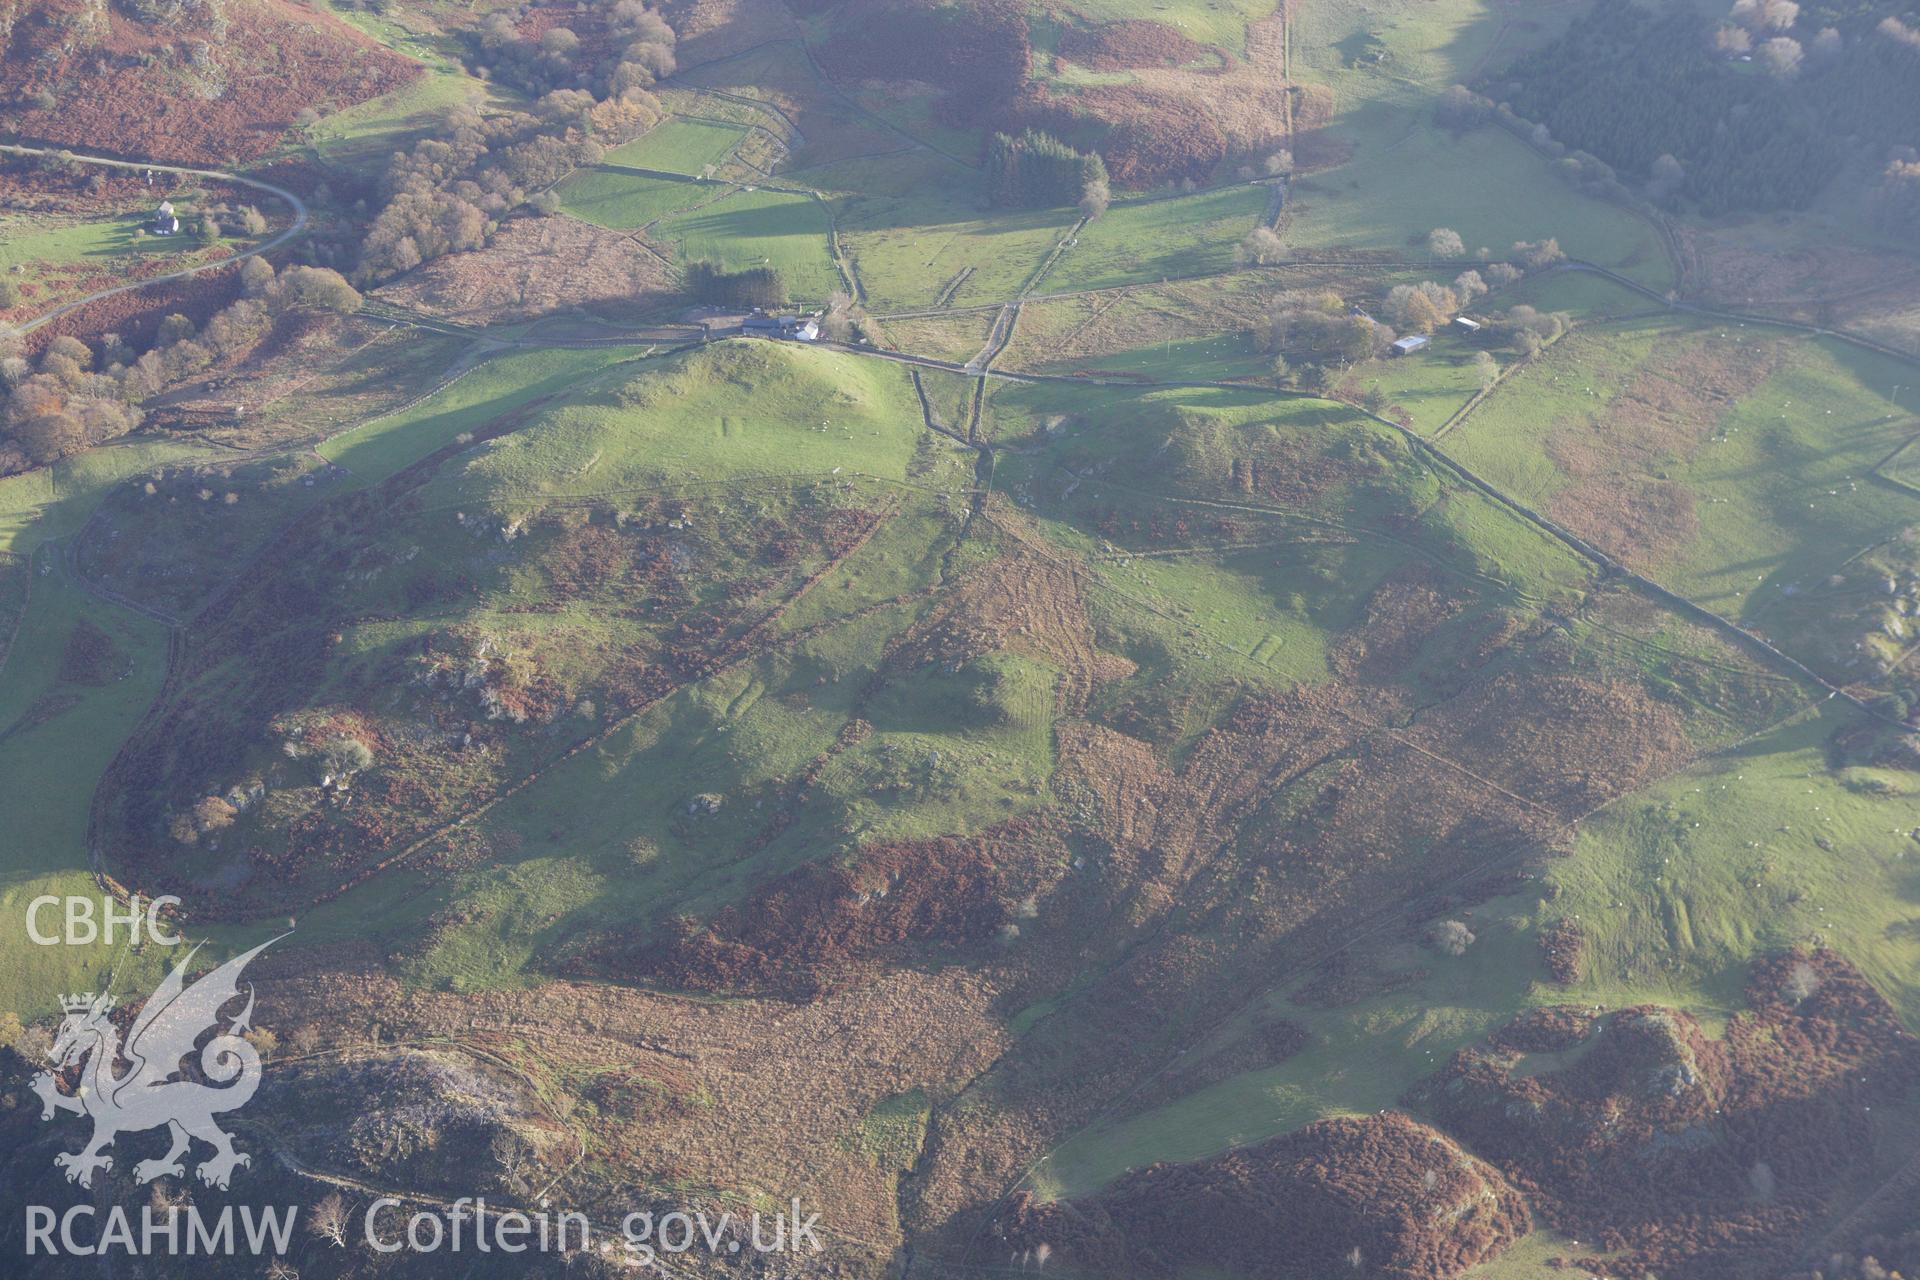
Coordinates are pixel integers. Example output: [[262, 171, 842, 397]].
[[308, 1192, 349, 1248], [1759, 35, 1804, 77], [1882, 16, 1920, 49], [1512, 238, 1564, 270], [1077, 178, 1110, 221], [1427, 227, 1466, 258], [820, 290, 864, 343], [1384, 281, 1461, 333], [1436, 84, 1490, 131], [1238, 226, 1286, 266], [1730, 0, 1797, 30]]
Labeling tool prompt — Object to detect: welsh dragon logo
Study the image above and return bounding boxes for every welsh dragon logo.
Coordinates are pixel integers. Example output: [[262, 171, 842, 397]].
[[32, 937, 281, 1190]]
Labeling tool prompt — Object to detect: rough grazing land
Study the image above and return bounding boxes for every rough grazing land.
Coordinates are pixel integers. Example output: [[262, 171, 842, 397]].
[[373, 215, 678, 323], [1412, 952, 1920, 1280], [993, 1113, 1529, 1279], [1, 0, 418, 165], [6, 1, 1920, 1277]]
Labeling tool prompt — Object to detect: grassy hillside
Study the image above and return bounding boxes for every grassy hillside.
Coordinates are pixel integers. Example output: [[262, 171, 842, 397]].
[[4, 0, 1920, 1274]]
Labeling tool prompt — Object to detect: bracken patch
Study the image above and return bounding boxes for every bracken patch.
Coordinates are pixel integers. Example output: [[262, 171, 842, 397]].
[[2, 0, 417, 165], [1410, 951, 1920, 1280], [585, 820, 1067, 998], [1056, 19, 1213, 72], [989, 1112, 1530, 1279]]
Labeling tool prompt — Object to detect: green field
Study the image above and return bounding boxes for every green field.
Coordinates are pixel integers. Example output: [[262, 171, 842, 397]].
[[555, 166, 718, 229], [0, 201, 247, 318], [0, 439, 220, 1016], [1039, 694, 1920, 1198], [874, 308, 1000, 365], [0, 211, 203, 276], [1029, 328, 1274, 383], [807, 152, 1076, 311], [1043, 185, 1271, 294], [1046, 0, 1272, 54], [1278, 0, 1671, 288], [318, 345, 652, 485], [312, 1, 520, 167], [1498, 265, 1662, 321], [1282, 110, 1672, 287], [604, 118, 752, 176], [1442, 317, 1920, 620], [650, 187, 843, 302], [428, 340, 935, 506], [1345, 328, 1492, 435]]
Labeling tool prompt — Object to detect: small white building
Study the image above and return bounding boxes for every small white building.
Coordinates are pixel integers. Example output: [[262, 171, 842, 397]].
[[1390, 334, 1430, 357], [1452, 316, 1483, 334]]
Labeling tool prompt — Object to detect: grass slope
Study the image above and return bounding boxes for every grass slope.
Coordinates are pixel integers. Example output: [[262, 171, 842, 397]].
[[604, 119, 752, 175], [1044, 185, 1270, 294], [556, 167, 717, 230], [650, 187, 842, 303]]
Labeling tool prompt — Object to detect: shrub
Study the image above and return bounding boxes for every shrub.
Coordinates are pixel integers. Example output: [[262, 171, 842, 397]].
[[1427, 920, 1476, 956], [1238, 227, 1285, 267], [319, 736, 375, 783]]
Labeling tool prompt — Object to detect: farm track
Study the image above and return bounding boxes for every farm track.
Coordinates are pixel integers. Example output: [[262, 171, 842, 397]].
[[1, 145, 309, 336]]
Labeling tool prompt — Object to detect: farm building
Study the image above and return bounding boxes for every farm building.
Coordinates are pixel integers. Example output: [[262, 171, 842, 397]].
[[149, 201, 180, 236], [742, 311, 819, 341], [1390, 334, 1430, 357], [1452, 316, 1482, 334]]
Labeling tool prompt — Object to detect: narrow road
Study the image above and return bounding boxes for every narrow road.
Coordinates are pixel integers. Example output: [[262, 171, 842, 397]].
[[1, 144, 310, 336]]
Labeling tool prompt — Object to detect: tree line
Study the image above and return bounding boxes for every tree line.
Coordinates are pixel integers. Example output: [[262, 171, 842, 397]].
[[1249, 237, 1568, 394], [0, 262, 360, 472], [1495, 0, 1920, 216], [357, 1, 680, 285], [468, 0, 680, 101]]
